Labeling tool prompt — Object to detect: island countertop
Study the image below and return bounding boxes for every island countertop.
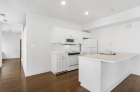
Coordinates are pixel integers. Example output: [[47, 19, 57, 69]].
[[79, 52, 139, 63]]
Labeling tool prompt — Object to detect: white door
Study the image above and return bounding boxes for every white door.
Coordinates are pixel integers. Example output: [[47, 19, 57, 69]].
[[57, 59, 62, 72], [63, 58, 68, 71], [68, 55, 79, 67], [85, 39, 90, 54], [59, 28, 65, 44], [65, 29, 72, 38], [90, 39, 97, 48], [76, 31, 83, 44], [90, 48, 97, 54]]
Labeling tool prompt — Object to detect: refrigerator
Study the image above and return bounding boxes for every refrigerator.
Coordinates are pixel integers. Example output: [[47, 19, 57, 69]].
[[81, 39, 98, 54]]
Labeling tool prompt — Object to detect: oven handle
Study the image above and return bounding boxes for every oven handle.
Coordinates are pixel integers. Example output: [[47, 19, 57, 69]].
[[68, 64, 79, 67]]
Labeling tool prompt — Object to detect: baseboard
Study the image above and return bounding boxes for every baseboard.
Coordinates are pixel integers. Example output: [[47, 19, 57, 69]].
[[102, 72, 131, 92], [25, 69, 50, 77], [2, 58, 20, 59], [131, 71, 140, 76]]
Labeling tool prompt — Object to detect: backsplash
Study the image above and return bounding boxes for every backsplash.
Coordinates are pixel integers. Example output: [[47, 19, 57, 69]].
[[51, 44, 80, 52]]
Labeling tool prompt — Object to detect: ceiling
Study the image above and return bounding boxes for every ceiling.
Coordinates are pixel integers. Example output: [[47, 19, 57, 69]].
[[2, 23, 23, 33], [0, 0, 140, 25]]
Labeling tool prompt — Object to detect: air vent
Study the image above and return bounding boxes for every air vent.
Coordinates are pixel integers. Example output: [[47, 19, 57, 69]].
[[0, 13, 5, 17]]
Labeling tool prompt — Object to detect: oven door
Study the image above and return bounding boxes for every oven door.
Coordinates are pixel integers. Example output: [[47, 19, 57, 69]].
[[68, 55, 79, 71]]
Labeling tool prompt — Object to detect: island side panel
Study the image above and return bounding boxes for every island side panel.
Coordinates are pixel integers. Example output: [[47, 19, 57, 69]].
[[101, 59, 131, 92], [79, 57, 101, 92]]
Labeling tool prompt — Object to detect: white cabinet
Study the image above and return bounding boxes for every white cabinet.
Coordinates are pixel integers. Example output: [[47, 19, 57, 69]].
[[51, 27, 86, 44], [76, 31, 83, 44], [82, 32, 90, 38], [65, 29, 76, 38], [51, 54, 68, 74], [51, 27, 65, 44]]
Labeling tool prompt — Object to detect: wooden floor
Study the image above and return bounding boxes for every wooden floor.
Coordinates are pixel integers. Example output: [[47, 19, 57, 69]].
[[0, 59, 140, 92]]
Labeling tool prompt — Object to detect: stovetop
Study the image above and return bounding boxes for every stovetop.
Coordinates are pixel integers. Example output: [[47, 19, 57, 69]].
[[65, 51, 80, 55]]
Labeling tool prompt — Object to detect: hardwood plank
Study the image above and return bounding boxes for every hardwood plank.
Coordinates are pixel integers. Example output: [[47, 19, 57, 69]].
[[1, 59, 140, 92]]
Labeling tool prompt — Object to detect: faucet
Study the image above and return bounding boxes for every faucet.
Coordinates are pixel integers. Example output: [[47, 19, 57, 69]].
[[107, 50, 114, 55]]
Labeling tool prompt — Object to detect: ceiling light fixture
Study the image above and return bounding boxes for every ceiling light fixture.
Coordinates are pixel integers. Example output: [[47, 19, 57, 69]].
[[61, 1, 66, 5], [85, 12, 89, 15]]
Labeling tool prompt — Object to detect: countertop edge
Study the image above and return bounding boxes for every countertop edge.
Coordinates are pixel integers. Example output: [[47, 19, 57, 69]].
[[78, 53, 139, 63]]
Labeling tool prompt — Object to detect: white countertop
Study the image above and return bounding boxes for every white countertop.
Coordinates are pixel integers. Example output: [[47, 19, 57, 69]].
[[51, 51, 87, 55], [79, 52, 139, 63], [51, 51, 68, 55]]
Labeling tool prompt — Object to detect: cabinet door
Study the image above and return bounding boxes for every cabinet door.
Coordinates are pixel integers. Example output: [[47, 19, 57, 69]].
[[59, 28, 65, 44], [65, 29, 72, 38], [83, 32, 90, 38], [63, 58, 68, 71], [76, 31, 83, 44], [57, 59, 62, 72], [87, 33, 90, 38], [51, 27, 60, 43]]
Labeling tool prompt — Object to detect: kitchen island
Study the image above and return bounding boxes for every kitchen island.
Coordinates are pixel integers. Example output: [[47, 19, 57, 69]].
[[78, 52, 139, 92]]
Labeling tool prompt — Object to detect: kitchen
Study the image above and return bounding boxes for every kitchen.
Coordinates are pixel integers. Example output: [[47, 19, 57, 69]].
[[0, 0, 140, 92], [51, 26, 97, 74]]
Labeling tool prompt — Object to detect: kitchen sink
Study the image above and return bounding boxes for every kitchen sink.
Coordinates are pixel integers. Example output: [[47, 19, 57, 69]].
[[100, 53, 116, 55]]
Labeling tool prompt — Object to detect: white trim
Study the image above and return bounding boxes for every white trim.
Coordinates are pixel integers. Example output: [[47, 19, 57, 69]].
[[25, 69, 50, 77], [0, 64, 2, 68], [2, 57, 20, 59], [102, 72, 131, 92], [131, 71, 140, 76]]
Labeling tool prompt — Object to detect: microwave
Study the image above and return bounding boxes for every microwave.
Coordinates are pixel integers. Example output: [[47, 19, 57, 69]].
[[64, 37, 76, 44]]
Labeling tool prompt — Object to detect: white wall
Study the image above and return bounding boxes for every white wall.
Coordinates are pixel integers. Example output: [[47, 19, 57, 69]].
[[25, 12, 81, 76], [21, 26, 27, 73], [91, 20, 140, 74], [83, 6, 140, 30], [2, 32, 21, 59], [0, 23, 2, 67]]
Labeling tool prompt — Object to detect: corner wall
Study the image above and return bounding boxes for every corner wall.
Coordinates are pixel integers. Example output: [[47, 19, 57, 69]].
[[25, 12, 81, 76], [0, 23, 2, 67]]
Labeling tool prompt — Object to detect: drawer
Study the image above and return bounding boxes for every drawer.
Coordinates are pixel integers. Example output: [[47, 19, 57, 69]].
[[57, 55, 68, 59]]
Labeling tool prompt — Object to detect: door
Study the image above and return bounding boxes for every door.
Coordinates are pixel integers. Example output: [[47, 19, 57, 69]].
[[63, 58, 68, 71], [90, 39, 97, 54], [84, 39, 90, 54], [90, 39, 97, 48], [90, 48, 97, 54], [57, 59, 62, 72], [20, 39, 22, 59], [68, 55, 79, 66], [59, 28, 65, 44]]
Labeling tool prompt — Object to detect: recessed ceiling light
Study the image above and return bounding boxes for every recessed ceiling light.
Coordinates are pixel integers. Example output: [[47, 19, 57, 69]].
[[61, 1, 66, 5], [85, 12, 89, 15]]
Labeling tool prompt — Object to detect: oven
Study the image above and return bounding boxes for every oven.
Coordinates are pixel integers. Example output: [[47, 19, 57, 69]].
[[67, 52, 80, 71]]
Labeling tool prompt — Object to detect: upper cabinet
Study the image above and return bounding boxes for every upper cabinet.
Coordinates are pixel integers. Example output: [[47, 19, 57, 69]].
[[51, 27, 65, 44], [76, 31, 83, 44], [64, 29, 76, 38], [82, 32, 90, 38], [51, 27, 90, 44]]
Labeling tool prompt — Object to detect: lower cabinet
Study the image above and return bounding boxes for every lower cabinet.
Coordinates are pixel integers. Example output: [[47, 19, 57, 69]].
[[51, 54, 68, 74]]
